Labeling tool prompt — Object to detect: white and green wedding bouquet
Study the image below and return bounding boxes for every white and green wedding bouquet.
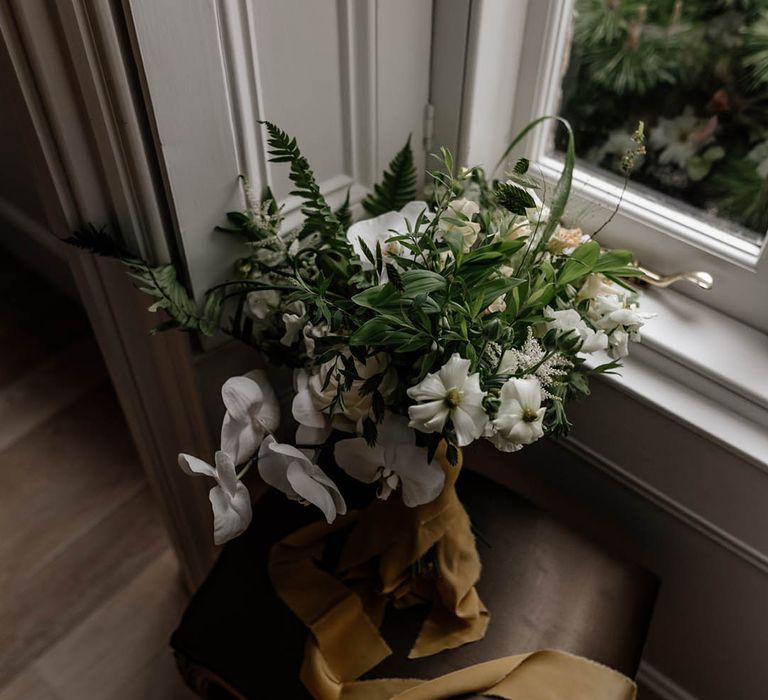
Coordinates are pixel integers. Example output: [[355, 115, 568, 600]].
[[68, 118, 651, 545]]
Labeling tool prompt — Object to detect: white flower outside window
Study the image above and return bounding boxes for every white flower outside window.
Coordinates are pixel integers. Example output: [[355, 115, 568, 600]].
[[220, 370, 280, 465], [334, 414, 445, 507], [178, 451, 252, 545], [407, 353, 488, 447], [257, 436, 346, 523]]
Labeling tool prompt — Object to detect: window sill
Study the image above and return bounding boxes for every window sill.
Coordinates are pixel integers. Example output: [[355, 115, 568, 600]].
[[585, 286, 768, 471]]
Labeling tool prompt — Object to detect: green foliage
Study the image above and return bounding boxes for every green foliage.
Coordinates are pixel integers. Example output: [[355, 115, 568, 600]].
[[362, 136, 417, 216], [743, 11, 768, 87], [65, 225, 221, 335], [260, 121, 347, 250]]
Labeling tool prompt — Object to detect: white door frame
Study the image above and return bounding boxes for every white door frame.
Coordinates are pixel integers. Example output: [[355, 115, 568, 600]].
[[0, 0, 216, 589]]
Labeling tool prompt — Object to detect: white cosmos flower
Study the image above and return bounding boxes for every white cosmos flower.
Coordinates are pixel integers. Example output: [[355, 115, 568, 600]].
[[220, 370, 280, 465], [257, 436, 346, 523], [280, 301, 307, 346], [437, 198, 481, 251], [178, 451, 251, 545], [543, 306, 608, 354], [334, 414, 445, 507], [490, 376, 545, 452], [407, 353, 488, 447], [347, 201, 433, 283]]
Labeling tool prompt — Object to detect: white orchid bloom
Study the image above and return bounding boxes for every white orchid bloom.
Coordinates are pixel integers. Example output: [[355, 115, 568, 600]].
[[589, 294, 654, 359], [543, 306, 608, 354], [220, 370, 280, 465], [437, 198, 481, 251], [280, 301, 307, 346], [291, 369, 332, 445], [302, 320, 329, 358], [178, 451, 252, 545], [257, 436, 346, 523], [347, 201, 433, 283], [407, 353, 488, 447], [490, 376, 545, 452], [334, 414, 445, 507]]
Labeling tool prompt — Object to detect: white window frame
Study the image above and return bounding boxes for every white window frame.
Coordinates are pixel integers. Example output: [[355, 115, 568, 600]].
[[434, 0, 768, 465]]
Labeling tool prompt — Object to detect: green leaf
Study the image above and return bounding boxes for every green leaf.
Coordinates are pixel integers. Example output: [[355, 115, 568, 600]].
[[558, 240, 601, 286], [362, 136, 417, 216], [260, 121, 347, 251]]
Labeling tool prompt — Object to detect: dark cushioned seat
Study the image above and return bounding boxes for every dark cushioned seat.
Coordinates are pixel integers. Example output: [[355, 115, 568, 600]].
[[171, 467, 658, 699]]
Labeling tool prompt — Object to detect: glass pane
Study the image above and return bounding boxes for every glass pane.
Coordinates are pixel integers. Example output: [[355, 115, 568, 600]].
[[556, 0, 768, 243]]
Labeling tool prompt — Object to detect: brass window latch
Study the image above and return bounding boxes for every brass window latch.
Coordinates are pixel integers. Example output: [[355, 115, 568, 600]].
[[631, 264, 714, 290]]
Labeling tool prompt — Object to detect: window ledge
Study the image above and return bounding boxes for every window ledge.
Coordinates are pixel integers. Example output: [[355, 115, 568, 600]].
[[586, 287, 768, 471]]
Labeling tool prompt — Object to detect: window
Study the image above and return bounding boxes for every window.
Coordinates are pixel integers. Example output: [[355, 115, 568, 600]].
[[557, 0, 768, 244], [506, 0, 768, 331]]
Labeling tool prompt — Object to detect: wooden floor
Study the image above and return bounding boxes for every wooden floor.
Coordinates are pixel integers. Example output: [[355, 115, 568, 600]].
[[0, 257, 195, 699]]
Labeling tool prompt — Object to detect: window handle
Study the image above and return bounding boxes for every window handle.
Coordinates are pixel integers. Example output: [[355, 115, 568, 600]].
[[633, 264, 714, 290]]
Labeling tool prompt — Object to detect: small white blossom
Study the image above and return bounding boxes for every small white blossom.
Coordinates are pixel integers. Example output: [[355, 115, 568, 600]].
[[258, 436, 346, 523], [437, 198, 481, 251], [334, 414, 445, 506], [220, 370, 280, 465], [407, 353, 488, 447], [178, 451, 251, 545], [280, 301, 307, 346], [588, 294, 654, 359], [489, 377, 545, 452], [547, 226, 589, 255], [302, 320, 329, 358], [247, 289, 281, 320], [543, 305, 608, 354]]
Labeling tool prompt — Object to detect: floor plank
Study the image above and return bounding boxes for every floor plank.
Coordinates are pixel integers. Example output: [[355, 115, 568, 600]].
[[0, 384, 145, 594], [36, 550, 195, 700], [0, 486, 169, 686], [0, 669, 60, 700]]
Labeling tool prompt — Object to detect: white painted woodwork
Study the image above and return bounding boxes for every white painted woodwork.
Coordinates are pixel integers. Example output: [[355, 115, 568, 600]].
[[126, 0, 433, 300]]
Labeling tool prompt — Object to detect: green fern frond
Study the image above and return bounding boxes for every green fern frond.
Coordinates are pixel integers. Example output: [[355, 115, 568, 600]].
[[64, 225, 221, 335], [65, 224, 132, 259], [335, 187, 352, 229], [260, 121, 346, 250], [362, 136, 418, 216], [743, 11, 768, 88]]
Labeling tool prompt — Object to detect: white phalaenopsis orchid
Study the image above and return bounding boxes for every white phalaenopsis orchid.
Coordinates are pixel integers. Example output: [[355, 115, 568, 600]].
[[489, 376, 545, 452], [178, 451, 252, 545], [334, 414, 445, 507], [347, 201, 433, 283], [407, 353, 487, 447], [258, 436, 346, 523], [221, 370, 280, 465], [543, 305, 608, 354]]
